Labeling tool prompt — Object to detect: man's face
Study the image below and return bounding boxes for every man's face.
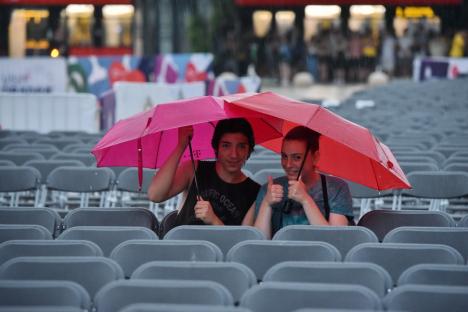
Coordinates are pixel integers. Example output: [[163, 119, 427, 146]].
[[216, 132, 250, 174], [281, 139, 318, 180]]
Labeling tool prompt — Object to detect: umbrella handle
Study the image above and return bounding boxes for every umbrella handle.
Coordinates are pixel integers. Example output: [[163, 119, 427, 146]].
[[188, 137, 201, 198]]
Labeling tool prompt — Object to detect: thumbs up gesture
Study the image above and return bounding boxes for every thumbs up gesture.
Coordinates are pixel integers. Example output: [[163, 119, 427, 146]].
[[265, 176, 284, 206]]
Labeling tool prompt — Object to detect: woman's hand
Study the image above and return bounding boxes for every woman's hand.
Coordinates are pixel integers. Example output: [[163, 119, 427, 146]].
[[264, 176, 284, 206], [177, 126, 194, 149], [288, 178, 310, 205]]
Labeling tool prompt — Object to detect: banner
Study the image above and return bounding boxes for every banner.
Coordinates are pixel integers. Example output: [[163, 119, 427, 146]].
[[0, 57, 67, 93], [154, 53, 214, 83]]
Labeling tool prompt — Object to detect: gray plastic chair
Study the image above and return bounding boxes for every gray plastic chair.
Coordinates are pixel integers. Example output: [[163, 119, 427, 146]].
[[94, 279, 233, 312], [115, 168, 157, 209], [57, 226, 158, 257], [0, 307, 83, 312], [252, 168, 284, 185], [383, 284, 468, 312], [458, 214, 468, 227], [263, 261, 392, 297], [132, 261, 256, 304], [273, 225, 378, 258], [398, 263, 468, 287], [244, 160, 281, 175], [240, 282, 382, 312], [400, 171, 468, 210], [0, 207, 62, 237], [165, 225, 266, 257], [50, 153, 96, 166], [0, 280, 90, 310], [34, 138, 83, 150], [357, 210, 455, 241], [345, 242, 464, 283], [0, 239, 103, 265], [62, 207, 158, 232], [119, 303, 253, 312], [0, 159, 15, 166], [0, 151, 44, 165], [110, 239, 222, 278], [0, 224, 52, 243], [0, 256, 123, 298], [0, 166, 41, 207], [347, 181, 394, 217], [159, 210, 178, 238], [226, 240, 341, 281], [46, 167, 115, 208], [383, 226, 468, 261]]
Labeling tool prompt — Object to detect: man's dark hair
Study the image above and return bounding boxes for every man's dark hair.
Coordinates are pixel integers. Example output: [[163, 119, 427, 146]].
[[211, 118, 255, 157], [284, 126, 320, 153]]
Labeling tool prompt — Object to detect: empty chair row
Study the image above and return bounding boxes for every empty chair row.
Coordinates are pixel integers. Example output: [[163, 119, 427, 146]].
[[1, 278, 468, 312]]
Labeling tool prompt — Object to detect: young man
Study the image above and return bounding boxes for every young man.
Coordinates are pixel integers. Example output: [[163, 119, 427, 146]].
[[148, 118, 259, 228], [254, 126, 353, 239]]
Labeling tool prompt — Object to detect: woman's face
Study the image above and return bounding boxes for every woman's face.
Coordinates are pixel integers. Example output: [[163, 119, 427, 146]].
[[281, 139, 318, 180]]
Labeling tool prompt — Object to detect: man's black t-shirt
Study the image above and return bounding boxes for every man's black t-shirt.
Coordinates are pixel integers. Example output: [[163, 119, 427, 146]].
[[174, 161, 260, 226]]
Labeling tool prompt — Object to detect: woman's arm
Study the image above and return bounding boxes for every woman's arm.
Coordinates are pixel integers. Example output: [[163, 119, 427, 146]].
[[254, 177, 283, 239]]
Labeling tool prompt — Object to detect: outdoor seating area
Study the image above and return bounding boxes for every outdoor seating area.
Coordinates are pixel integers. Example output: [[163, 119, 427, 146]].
[[1, 77, 468, 311], [0, 207, 468, 311]]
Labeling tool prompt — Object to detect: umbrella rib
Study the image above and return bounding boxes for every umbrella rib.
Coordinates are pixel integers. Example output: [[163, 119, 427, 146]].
[[154, 131, 163, 168]]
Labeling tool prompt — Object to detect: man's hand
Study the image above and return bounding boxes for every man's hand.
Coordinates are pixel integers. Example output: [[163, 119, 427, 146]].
[[178, 125, 194, 149], [265, 176, 284, 206], [194, 196, 222, 225]]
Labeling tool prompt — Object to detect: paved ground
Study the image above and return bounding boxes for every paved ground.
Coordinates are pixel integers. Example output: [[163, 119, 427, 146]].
[[260, 81, 373, 103]]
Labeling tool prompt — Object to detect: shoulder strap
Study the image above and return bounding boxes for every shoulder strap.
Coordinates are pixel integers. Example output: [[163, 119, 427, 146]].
[[321, 174, 330, 221]]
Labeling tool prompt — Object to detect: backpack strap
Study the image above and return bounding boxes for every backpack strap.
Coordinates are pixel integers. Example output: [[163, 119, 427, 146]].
[[321, 174, 330, 221]]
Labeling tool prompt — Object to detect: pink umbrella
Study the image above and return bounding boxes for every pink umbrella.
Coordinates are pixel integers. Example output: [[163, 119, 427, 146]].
[[92, 95, 283, 188]]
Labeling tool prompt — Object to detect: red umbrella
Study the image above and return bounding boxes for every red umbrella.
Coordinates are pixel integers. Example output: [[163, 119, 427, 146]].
[[223, 92, 410, 191]]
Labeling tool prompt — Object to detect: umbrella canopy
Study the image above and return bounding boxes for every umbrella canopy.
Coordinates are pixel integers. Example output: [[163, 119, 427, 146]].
[[92, 95, 283, 170], [222, 92, 410, 191]]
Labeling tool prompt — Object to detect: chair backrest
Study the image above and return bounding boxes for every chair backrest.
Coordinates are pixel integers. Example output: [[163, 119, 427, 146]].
[[50, 153, 96, 166], [34, 138, 83, 150], [165, 225, 266, 257], [116, 167, 157, 193], [159, 210, 178, 238], [46, 167, 114, 192], [358, 210, 455, 241], [94, 279, 233, 312], [400, 162, 439, 174], [132, 261, 256, 304], [0, 166, 40, 192], [383, 284, 468, 312], [244, 160, 281, 175], [63, 207, 158, 232], [345, 242, 464, 283], [119, 303, 253, 312], [405, 171, 468, 198], [0, 256, 123, 298], [0, 307, 83, 312], [110, 239, 223, 278], [347, 181, 392, 198], [0, 207, 62, 237], [263, 261, 392, 297], [24, 159, 85, 184], [0, 280, 90, 310], [0, 239, 103, 265], [398, 263, 468, 287], [226, 240, 341, 281], [252, 169, 284, 185], [0, 151, 44, 165], [0, 159, 15, 166], [383, 226, 468, 261], [57, 226, 158, 257], [240, 282, 382, 312], [0, 224, 52, 243], [273, 225, 378, 258], [458, 214, 468, 227]]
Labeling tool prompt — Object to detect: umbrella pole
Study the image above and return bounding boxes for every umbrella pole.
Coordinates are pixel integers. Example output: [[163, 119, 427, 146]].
[[282, 143, 310, 214], [188, 137, 201, 198]]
